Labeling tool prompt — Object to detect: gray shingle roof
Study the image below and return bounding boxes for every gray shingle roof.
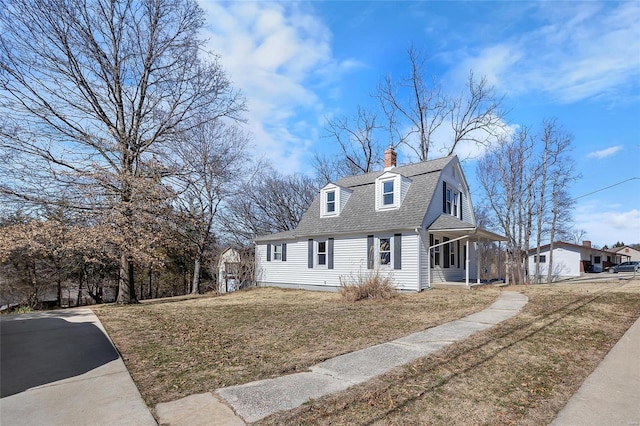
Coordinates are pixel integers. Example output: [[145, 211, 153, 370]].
[[427, 213, 476, 230], [256, 156, 456, 242]]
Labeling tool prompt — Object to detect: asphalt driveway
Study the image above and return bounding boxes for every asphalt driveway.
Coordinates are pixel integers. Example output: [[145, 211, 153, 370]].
[[0, 308, 155, 426]]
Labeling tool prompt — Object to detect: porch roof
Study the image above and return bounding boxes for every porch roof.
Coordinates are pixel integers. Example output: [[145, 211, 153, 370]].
[[427, 214, 506, 242]]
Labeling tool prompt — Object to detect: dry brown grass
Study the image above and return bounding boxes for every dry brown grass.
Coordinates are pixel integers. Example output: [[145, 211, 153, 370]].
[[339, 269, 397, 301], [93, 285, 499, 407], [259, 280, 640, 426]]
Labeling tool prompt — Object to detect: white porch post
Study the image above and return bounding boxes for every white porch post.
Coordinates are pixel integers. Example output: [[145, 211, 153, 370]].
[[427, 242, 431, 289], [476, 241, 481, 284], [465, 239, 469, 285]]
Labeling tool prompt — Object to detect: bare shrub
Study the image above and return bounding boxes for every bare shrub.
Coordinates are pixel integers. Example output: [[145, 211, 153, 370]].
[[339, 270, 397, 302]]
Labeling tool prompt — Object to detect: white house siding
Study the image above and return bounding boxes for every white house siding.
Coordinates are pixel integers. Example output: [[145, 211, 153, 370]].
[[528, 247, 581, 280], [256, 233, 421, 292]]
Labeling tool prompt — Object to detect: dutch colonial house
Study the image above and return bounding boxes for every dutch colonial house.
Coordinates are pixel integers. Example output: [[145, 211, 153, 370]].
[[255, 148, 505, 291]]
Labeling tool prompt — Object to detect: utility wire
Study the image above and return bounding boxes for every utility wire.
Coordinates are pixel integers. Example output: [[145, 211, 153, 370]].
[[573, 177, 639, 200]]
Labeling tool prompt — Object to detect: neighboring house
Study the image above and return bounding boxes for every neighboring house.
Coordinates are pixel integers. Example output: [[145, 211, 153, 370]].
[[254, 148, 505, 292], [527, 240, 618, 280], [217, 247, 255, 293], [609, 246, 639, 263]]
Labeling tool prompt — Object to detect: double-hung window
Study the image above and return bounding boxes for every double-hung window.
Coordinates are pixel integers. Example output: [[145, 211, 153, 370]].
[[450, 242, 455, 266], [326, 191, 335, 213], [447, 189, 458, 216], [317, 241, 327, 266], [379, 237, 391, 265], [382, 181, 394, 206], [434, 239, 440, 266], [273, 244, 282, 260]]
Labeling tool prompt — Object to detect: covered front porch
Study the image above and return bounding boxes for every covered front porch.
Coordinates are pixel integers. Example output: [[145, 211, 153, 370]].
[[419, 214, 507, 290]]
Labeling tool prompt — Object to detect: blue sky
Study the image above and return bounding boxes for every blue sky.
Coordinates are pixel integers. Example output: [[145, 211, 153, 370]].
[[199, 1, 640, 248]]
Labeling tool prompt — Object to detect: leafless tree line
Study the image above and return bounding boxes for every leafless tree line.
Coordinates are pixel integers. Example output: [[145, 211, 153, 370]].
[[476, 119, 578, 284], [0, 0, 319, 307]]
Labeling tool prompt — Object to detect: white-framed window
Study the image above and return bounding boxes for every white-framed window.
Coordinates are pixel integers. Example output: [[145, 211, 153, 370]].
[[326, 191, 335, 213], [317, 240, 327, 266], [379, 237, 391, 265], [450, 242, 455, 266], [273, 244, 282, 260], [434, 239, 440, 266], [382, 180, 394, 206], [446, 188, 459, 217], [534, 255, 546, 263]]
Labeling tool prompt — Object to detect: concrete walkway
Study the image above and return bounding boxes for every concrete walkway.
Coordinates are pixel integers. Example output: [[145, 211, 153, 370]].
[[0, 308, 156, 426], [156, 291, 529, 425], [551, 315, 640, 426]]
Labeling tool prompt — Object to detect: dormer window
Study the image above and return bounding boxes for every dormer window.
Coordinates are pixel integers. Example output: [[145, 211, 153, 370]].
[[375, 172, 411, 211], [320, 184, 352, 218], [326, 191, 335, 213], [382, 181, 394, 206]]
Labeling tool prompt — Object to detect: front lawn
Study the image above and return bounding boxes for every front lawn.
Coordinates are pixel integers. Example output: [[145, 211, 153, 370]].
[[93, 286, 499, 407]]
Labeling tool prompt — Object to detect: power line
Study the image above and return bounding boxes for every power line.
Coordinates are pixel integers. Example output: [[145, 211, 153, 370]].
[[574, 177, 640, 200]]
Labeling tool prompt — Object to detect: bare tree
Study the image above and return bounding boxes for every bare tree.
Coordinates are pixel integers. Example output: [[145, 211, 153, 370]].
[[316, 106, 384, 183], [477, 119, 577, 285], [222, 169, 319, 245], [0, 0, 245, 303], [477, 128, 536, 284], [170, 119, 250, 294], [377, 45, 506, 161], [531, 119, 575, 283]]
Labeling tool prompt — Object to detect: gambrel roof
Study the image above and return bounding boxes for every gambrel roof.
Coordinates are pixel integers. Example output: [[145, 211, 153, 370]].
[[256, 156, 457, 242]]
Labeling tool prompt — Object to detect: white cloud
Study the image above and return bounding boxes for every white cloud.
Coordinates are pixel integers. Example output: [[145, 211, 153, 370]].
[[587, 145, 622, 159], [573, 203, 640, 247], [198, 1, 350, 173], [451, 2, 640, 104]]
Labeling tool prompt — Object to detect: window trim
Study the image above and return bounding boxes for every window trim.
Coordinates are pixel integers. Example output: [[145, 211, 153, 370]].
[[446, 188, 460, 218], [317, 240, 327, 266], [273, 244, 283, 261], [379, 236, 392, 266], [382, 180, 394, 206], [326, 190, 336, 214], [449, 241, 455, 267]]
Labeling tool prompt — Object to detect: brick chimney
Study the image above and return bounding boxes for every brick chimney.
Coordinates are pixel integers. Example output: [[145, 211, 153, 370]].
[[384, 145, 397, 169], [582, 240, 591, 248]]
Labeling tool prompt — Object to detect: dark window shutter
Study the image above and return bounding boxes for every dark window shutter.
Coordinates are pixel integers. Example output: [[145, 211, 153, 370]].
[[367, 235, 374, 269], [459, 193, 463, 221], [328, 238, 334, 269], [443, 237, 450, 268], [266, 244, 271, 262], [443, 182, 447, 213], [308, 239, 313, 268], [394, 234, 402, 270], [429, 233, 433, 246], [457, 241, 461, 267], [282, 243, 287, 262]]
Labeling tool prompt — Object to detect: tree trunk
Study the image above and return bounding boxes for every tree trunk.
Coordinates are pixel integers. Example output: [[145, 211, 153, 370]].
[[116, 253, 138, 304], [148, 266, 153, 299], [191, 256, 201, 294], [77, 266, 83, 307]]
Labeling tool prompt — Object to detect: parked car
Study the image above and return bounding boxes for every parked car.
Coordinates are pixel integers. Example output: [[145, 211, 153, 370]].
[[609, 261, 639, 273]]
